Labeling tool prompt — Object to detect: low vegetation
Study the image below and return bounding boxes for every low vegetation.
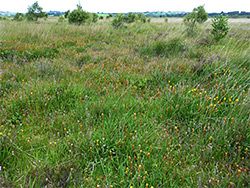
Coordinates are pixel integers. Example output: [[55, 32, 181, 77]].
[[0, 6, 249, 188]]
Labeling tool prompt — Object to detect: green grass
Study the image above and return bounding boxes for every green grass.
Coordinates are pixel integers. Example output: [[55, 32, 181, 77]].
[[0, 19, 249, 187]]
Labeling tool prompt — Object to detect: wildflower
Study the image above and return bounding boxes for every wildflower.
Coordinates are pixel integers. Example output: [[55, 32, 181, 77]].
[[0, 132, 2, 136]]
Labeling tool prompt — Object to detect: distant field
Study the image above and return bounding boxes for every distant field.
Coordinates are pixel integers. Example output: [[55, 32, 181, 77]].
[[0, 18, 249, 187]]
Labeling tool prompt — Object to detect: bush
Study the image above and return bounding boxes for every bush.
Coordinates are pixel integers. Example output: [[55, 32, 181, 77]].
[[137, 13, 147, 23], [164, 17, 168, 23], [1, 15, 9, 21], [64, 10, 70, 19], [183, 5, 208, 36], [183, 13, 197, 36], [26, 1, 47, 21], [106, 14, 113, 19], [123, 12, 136, 23], [211, 14, 230, 42], [92, 13, 99, 23], [112, 14, 125, 29], [194, 5, 208, 24], [58, 15, 65, 22], [68, 4, 89, 25], [13, 13, 25, 21]]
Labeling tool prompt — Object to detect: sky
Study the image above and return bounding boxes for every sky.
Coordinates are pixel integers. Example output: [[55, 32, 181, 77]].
[[1, 0, 250, 13]]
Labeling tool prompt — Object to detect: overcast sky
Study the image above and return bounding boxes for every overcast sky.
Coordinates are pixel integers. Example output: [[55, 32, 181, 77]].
[[1, 0, 250, 13]]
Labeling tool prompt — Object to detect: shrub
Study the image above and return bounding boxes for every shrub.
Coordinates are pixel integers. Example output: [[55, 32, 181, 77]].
[[26, 1, 47, 21], [123, 12, 136, 23], [68, 4, 89, 25], [13, 13, 25, 21], [183, 5, 208, 36], [194, 5, 208, 24], [64, 10, 70, 19], [137, 13, 147, 23], [99, 16, 104, 20], [58, 15, 65, 22], [111, 14, 125, 29], [164, 17, 168, 23], [183, 12, 197, 36], [92, 13, 99, 23], [2, 15, 9, 21], [211, 14, 230, 42], [106, 14, 113, 19]]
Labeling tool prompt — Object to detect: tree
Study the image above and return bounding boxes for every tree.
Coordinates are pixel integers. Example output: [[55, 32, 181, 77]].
[[211, 14, 230, 42], [13, 13, 25, 21], [183, 11, 197, 36], [64, 10, 70, 19], [58, 15, 65, 22], [112, 14, 125, 29], [136, 13, 147, 23], [183, 5, 208, 36], [123, 12, 136, 23], [92, 13, 99, 23], [68, 4, 89, 25], [26, 1, 47, 21], [194, 5, 208, 24]]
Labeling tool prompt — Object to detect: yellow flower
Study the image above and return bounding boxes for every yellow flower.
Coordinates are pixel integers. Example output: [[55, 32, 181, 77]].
[[0, 132, 3, 136]]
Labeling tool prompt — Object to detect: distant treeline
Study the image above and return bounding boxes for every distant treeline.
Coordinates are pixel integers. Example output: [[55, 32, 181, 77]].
[[142, 11, 250, 18], [1, 10, 250, 18]]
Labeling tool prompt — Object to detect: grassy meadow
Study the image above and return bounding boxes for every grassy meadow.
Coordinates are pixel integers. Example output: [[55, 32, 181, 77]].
[[0, 18, 249, 187]]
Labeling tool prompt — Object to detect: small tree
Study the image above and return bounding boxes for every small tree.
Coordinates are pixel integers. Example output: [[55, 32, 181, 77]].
[[137, 13, 147, 23], [183, 12, 197, 36], [92, 13, 99, 23], [26, 1, 47, 21], [112, 14, 125, 29], [183, 5, 208, 36], [123, 12, 136, 23], [106, 14, 113, 19], [194, 5, 208, 24], [13, 13, 25, 21], [211, 14, 230, 42], [68, 4, 89, 25], [64, 10, 70, 19], [58, 15, 65, 22]]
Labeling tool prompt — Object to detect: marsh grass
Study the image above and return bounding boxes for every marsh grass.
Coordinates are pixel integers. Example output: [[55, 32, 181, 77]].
[[0, 18, 249, 187]]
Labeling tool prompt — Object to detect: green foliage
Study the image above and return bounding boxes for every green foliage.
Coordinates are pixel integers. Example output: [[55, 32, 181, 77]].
[[211, 14, 230, 42], [0, 15, 10, 21], [13, 13, 25, 21], [64, 10, 70, 19], [194, 5, 208, 24], [58, 15, 65, 23], [92, 13, 99, 23], [137, 13, 147, 23], [183, 5, 208, 36], [26, 1, 47, 21], [183, 12, 197, 36], [123, 12, 136, 23], [106, 14, 113, 19], [147, 18, 151, 23], [68, 4, 89, 25], [111, 14, 125, 29], [164, 17, 168, 23], [99, 16, 104, 20]]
